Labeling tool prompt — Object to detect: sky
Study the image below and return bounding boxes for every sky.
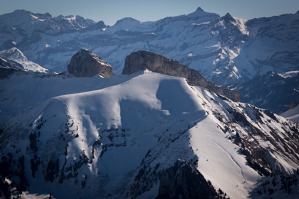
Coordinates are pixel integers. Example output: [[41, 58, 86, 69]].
[[1, 0, 299, 25]]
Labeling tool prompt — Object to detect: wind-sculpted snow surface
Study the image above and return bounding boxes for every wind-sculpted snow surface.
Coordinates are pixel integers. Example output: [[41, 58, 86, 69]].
[[0, 71, 298, 198]]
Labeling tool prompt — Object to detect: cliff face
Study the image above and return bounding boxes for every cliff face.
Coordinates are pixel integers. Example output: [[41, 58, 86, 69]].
[[67, 49, 114, 78], [123, 50, 240, 101]]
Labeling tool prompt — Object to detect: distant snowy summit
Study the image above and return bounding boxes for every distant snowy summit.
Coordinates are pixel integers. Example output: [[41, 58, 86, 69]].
[[0, 9, 97, 35], [0, 47, 48, 73]]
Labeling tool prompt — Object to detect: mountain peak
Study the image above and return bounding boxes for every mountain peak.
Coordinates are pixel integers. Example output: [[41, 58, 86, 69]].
[[187, 7, 219, 19], [222, 12, 235, 22], [114, 17, 140, 26], [195, 7, 205, 12]]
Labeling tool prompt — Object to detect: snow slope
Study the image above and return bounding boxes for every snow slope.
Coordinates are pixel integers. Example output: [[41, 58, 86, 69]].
[[0, 47, 48, 72], [0, 71, 298, 198], [281, 105, 299, 123]]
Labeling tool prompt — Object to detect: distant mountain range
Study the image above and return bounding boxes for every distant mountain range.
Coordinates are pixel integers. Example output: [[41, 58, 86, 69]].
[[0, 8, 298, 86]]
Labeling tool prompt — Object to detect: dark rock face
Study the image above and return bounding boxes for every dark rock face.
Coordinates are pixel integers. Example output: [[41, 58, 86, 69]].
[[67, 49, 114, 78], [123, 50, 240, 101], [156, 160, 218, 199]]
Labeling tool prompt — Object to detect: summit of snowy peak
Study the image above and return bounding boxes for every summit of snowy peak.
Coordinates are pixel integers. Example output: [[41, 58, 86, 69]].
[[0, 48, 48, 73], [222, 13, 236, 23], [187, 7, 220, 18], [7, 9, 52, 22], [111, 17, 141, 30], [53, 14, 95, 29], [0, 10, 95, 37], [195, 7, 205, 12], [114, 17, 141, 26], [108, 17, 143, 33]]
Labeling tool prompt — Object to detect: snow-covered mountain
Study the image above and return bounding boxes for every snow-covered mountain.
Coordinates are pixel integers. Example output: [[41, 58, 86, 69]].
[[0, 69, 298, 198], [0, 9, 96, 36], [0, 47, 48, 72], [0, 8, 298, 198], [0, 8, 298, 86]]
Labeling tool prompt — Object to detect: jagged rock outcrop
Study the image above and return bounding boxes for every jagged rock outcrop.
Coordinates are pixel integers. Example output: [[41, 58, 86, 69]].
[[67, 49, 114, 77], [123, 50, 240, 101]]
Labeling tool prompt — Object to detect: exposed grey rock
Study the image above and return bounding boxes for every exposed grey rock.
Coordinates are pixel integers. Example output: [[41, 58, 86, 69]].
[[67, 49, 114, 78], [123, 50, 240, 101]]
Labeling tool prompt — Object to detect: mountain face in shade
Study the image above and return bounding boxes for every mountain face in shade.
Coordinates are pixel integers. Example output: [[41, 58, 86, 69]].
[[238, 71, 299, 114]]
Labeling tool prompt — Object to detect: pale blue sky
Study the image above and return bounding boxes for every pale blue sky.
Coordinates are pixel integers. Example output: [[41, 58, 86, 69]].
[[1, 0, 299, 25]]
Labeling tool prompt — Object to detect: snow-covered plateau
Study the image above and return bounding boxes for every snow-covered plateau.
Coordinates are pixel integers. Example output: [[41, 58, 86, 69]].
[[0, 70, 298, 198]]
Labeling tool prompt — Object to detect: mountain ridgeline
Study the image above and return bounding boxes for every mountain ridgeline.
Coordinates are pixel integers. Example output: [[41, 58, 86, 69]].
[[123, 50, 240, 101], [0, 8, 298, 114], [0, 8, 298, 85]]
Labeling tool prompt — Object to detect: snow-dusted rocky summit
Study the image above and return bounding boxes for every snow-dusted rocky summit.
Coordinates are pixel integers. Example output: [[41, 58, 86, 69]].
[[123, 50, 240, 101], [0, 51, 299, 198], [67, 49, 114, 77], [0, 47, 48, 73]]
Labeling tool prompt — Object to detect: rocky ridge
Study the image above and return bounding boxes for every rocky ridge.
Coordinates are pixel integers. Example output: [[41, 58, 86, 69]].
[[67, 49, 114, 77], [123, 50, 240, 101]]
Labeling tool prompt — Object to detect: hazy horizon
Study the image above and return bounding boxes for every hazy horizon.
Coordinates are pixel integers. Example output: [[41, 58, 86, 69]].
[[1, 0, 299, 25]]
